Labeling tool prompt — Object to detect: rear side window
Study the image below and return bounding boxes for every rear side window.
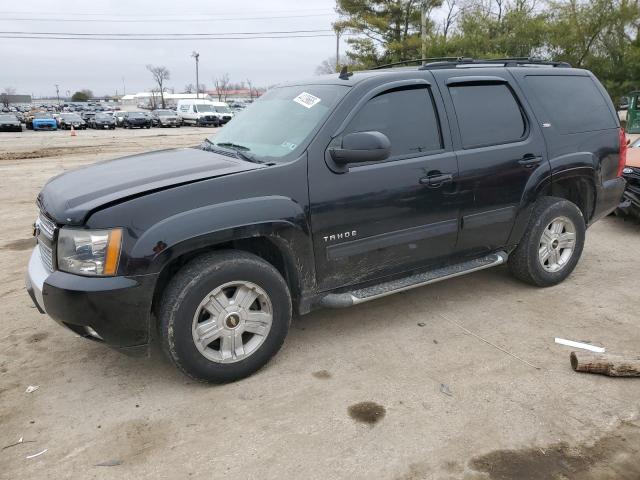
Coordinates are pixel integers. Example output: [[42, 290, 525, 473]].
[[449, 84, 526, 148], [344, 87, 442, 159], [525, 75, 616, 134]]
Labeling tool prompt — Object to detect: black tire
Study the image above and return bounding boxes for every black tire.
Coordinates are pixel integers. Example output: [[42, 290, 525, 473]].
[[159, 250, 292, 383], [509, 196, 586, 287]]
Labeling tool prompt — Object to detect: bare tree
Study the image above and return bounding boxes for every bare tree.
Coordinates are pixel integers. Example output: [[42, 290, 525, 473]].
[[146, 64, 170, 108], [184, 83, 195, 94], [213, 73, 230, 102], [441, 0, 459, 40], [198, 83, 207, 96], [315, 56, 355, 75], [1, 86, 16, 108], [246, 78, 255, 99]]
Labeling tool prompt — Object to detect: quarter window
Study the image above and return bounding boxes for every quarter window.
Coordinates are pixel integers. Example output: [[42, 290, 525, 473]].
[[343, 87, 442, 159], [449, 84, 526, 148]]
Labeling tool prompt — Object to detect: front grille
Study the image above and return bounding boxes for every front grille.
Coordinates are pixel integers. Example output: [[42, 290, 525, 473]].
[[39, 242, 54, 272], [38, 212, 56, 240]]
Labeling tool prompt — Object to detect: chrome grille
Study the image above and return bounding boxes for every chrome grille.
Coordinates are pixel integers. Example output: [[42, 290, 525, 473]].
[[37, 212, 56, 240], [39, 242, 54, 272]]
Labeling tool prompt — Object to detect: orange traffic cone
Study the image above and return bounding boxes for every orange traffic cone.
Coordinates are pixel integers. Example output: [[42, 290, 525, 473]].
[[70, 125, 77, 137]]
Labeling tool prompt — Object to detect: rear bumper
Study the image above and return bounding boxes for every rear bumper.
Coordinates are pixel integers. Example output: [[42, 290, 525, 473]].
[[25, 247, 156, 356], [591, 177, 626, 224]]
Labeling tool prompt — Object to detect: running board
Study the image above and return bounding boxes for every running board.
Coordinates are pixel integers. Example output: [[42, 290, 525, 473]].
[[319, 251, 508, 308]]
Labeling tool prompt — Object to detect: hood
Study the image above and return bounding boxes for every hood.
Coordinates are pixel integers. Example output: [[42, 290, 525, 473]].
[[626, 147, 640, 168], [38, 147, 264, 224]]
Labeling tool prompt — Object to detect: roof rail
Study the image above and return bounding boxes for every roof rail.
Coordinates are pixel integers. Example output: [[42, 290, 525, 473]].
[[371, 57, 465, 70], [370, 56, 571, 71]]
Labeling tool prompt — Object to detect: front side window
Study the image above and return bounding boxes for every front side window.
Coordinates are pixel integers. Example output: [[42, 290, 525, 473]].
[[449, 83, 526, 148], [342, 87, 442, 159]]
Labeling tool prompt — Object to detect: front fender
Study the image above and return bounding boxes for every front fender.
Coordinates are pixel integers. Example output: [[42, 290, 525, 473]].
[[125, 196, 315, 290]]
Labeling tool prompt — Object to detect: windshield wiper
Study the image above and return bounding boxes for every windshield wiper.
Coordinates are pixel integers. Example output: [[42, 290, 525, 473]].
[[215, 142, 263, 163]]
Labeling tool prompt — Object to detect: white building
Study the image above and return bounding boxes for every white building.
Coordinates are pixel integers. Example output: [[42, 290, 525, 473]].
[[120, 92, 213, 107]]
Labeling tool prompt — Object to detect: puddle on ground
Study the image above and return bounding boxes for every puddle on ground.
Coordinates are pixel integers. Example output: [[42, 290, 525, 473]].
[[348, 401, 386, 425], [312, 370, 332, 379], [2, 238, 35, 251], [27, 332, 48, 344], [469, 422, 640, 480]]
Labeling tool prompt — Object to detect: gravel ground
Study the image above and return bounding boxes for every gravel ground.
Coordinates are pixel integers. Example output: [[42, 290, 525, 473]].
[[1, 127, 639, 480]]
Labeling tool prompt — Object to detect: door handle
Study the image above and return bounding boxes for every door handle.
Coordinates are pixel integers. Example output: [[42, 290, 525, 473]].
[[419, 173, 454, 187], [518, 154, 543, 168]]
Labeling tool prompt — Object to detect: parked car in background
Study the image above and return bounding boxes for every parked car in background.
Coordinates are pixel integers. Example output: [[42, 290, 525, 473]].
[[617, 137, 640, 219], [90, 113, 116, 130], [31, 112, 57, 131], [113, 111, 126, 127], [151, 109, 181, 128], [122, 111, 152, 129], [0, 113, 22, 132], [211, 102, 235, 124], [176, 99, 222, 126], [81, 112, 96, 125], [58, 113, 87, 130]]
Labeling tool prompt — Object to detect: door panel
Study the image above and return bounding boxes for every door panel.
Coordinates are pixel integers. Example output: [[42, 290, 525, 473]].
[[308, 81, 459, 291], [433, 70, 549, 254]]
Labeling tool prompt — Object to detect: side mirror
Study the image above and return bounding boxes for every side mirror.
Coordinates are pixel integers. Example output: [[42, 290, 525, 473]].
[[330, 131, 391, 165]]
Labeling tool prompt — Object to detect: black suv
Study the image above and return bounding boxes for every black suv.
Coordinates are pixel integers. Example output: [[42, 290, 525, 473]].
[[26, 58, 626, 383], [122, 112, 152, 129]]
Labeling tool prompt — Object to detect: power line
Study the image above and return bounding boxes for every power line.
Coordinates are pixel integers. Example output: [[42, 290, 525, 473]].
[[0, 29, 334, 37], [0, 34, 338, 41], [0, 13, 337, 23], [0, 7, 335, 17]]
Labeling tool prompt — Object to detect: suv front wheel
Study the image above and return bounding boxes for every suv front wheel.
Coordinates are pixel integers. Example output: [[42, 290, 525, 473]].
[[509, 197, 586, 287], [159, 251, 292, 383]]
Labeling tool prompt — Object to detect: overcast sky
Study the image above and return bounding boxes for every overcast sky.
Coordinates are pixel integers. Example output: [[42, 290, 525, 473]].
[[0, 0, 345, 98]]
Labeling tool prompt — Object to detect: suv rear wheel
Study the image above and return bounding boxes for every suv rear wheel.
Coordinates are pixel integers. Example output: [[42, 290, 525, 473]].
[[159, 250, 292, 383], [509, 197, 586, 287]]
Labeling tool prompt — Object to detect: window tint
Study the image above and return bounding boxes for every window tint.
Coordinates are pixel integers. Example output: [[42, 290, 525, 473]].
[[450, 84, 526, 148], [525, 75, 616, 134], [343, 87, 442, 158]]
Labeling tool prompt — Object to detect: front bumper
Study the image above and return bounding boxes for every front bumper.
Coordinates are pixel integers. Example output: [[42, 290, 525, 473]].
[[25, 247, 157, 356]]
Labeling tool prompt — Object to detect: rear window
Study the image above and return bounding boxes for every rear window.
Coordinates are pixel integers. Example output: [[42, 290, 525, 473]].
[[449, 84, 526, 148], [525, 75, 616, 134]]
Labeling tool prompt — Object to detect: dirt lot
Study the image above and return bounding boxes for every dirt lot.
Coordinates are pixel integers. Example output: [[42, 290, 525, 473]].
[[1, 128, 639, 480]]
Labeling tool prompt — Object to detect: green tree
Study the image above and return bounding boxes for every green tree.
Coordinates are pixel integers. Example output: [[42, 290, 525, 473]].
[[71, 89, 93, 102]]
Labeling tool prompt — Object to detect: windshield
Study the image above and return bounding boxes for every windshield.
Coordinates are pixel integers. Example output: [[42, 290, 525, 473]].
[[0, 114, 15, 121], [207, 85, 349, 161], [156, 110, 174, 116], [34, 113, 52, 119], [632, 138, 640, 148], [214, 106, 232, 113], [195, 104, 214, 112], [95, 114, 110, 119], [128, 112, 144, 118], [61, 114, 81, 120]]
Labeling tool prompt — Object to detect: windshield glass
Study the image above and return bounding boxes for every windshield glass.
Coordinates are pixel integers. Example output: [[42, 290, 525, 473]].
[[34, 113, 52, 119], [128, 112, 144, 118], [195, 104, 214, 112], [95, 114, 110, 119], [156, 110, 174, 116], [632, 138, 640, 148], [207, 85, 349, 161], [0, 114, 15, 121], [214, 106, 232, 113], [61, 114, 81, 120]]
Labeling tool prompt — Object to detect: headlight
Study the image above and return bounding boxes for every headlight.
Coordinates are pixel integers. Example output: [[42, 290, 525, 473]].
[[57, 228, 122, 276]]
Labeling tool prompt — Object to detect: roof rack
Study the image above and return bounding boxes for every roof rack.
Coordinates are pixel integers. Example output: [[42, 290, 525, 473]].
[[371, 56, 571, 71]]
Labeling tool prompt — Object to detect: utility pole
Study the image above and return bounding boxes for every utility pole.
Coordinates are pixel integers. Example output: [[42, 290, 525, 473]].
[[421, 1, 428, 64], [55, 84, 60, 104], [335, 27, 341, 72], [192, 51, 200, 98], [122, 77, 126, 96]]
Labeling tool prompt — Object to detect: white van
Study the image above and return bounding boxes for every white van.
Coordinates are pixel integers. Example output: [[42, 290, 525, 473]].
[[176, 99, 234, 127]]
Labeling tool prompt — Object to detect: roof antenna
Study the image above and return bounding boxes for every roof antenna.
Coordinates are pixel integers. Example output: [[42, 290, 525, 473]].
[[338, 65, 353, 80]]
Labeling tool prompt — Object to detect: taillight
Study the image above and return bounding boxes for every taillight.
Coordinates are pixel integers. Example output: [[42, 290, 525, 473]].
[[618, 128, 627, 177]]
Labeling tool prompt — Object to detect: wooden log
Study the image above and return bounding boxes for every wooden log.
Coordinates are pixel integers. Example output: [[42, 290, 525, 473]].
[[570, 351, 640, 377]]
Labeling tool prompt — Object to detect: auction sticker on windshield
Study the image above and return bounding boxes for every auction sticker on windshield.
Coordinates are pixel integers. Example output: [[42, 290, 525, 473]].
[[293, 92, 321, 109]]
